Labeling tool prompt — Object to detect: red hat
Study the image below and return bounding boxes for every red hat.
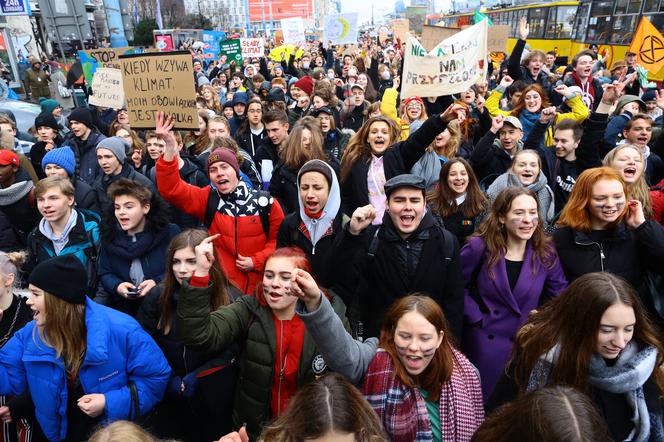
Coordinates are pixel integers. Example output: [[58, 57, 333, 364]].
[[402, 96, 424, 109], [293, 76, 314, 97], [0, 150, 19, 167], [207, 148, 240, 177]]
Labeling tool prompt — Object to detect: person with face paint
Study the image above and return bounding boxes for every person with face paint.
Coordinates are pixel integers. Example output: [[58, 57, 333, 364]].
[[340, 103, 465, 220], [176, 246, 349, 440], [487, 150, 556, 226], [488, 272, 664, 442], [461, 186, 567, 400], [553, 168, 664, 323], [137, 230, 241, 441], [276, 160, 341, 288], [293, 283, 483, 441], [427, 158, 487, 244]]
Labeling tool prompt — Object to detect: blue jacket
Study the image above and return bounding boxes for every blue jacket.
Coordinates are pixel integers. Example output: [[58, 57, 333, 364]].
[[0, 297, 171, 441]]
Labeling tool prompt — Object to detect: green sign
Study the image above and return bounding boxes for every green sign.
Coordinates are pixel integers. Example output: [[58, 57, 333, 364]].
[[218, 39, 243, 65]]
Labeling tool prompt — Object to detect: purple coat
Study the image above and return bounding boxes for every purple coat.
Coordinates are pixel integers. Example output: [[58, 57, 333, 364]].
[[460, 236, 567, 401]]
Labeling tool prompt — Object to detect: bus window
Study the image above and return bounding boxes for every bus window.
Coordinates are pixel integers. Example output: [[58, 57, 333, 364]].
[[587, 16, 612, 43], [609, 15, 637, 44], [527, 7, 548, 38], [614, 0, 628, 14], [509, 12, 521, 37], [572, 3, 591, 40], [546, 6, 577, 39], [627, 0, 642, 13], [643, 0, 658, 11]]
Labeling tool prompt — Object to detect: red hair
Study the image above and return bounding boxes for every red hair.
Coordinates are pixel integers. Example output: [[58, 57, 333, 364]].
[[255, 247, 329, 306]]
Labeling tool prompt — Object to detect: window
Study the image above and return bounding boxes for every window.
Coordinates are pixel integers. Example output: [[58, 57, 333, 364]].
[[628, 0, 642, 13], [587, 15, 613, 43], [615, 0, 629, 14], [609, 15, 638, 43], [572, 3, 590, 40], [527, 7, 547, 38], [546, 5, 577, 38], [508, 10, 522, 37], [643, 0, 659, 11]]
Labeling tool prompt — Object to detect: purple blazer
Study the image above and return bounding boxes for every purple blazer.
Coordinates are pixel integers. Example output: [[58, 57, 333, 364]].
[[460, 236, 567, 401]]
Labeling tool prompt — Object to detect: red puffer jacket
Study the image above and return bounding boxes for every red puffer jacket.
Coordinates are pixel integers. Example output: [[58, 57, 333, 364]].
[[157, 157, 284, 293]]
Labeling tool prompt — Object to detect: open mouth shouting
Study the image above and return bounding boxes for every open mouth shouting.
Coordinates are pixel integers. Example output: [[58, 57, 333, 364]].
[[623, 166, 637, 180]]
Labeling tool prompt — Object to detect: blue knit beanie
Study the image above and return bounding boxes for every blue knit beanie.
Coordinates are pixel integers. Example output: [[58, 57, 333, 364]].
[[42, 146, 75, 176]]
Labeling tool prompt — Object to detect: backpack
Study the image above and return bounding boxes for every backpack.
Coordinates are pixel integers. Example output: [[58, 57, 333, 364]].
[[204, 187, 272, 238]]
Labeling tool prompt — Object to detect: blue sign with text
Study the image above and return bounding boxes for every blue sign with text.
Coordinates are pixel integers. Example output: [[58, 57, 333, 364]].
[[0, 0, 31, 16], [202, 30, 227, 60]]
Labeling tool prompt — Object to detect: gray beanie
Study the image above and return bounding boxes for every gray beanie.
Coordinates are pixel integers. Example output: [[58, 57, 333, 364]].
[[96, 136, 129, 163]]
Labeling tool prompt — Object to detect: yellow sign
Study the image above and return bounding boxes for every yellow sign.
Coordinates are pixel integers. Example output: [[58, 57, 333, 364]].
[[629, 17, 664, 74]]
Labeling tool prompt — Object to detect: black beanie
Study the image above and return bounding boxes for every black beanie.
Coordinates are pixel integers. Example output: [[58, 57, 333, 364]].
[[28, 254, 87, 304], [34, 112, 59, 131], [68, 107, 93, 129]]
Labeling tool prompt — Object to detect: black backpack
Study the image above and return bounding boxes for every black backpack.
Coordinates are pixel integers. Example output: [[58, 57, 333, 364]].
[[203, 188, 273, 238]]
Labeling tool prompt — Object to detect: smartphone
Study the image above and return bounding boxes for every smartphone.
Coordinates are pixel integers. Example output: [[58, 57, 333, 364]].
[[126, 288, 140, 297]]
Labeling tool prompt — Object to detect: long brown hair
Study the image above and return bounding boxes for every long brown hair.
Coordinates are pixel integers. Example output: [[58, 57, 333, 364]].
[[200, 85, 222, 114], [261, 373, 386, 441], [113, 124, 145, 153], [280, 118, 326, 170], [158, 229, 233, 335], [471, 386, 611, 442], [511, 84, 552, 117], [38, 293, 87, 376], [603, 144, 653, 219], [184, 111, 210, 155], [557, 167, 629, 232], [340, 116, 400, 183], [427, 158, 487, 220], [379, 295, 454, 402], [511, 272, 664, 395], [474, 187, 556, 279]]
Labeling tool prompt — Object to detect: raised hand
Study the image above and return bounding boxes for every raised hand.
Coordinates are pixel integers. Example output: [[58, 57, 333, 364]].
[[625, 200, 646, 230], [500, 75, 514, 88], [349, 205, 376, 235], [194, 234, 219, 275], [554, 84, 571, 97], [290, 268, 322, 311], [441, 103, 467, 123], [490, 114, 505, 133], [539, 106, 557, 124], [519, 17, 529, 41], [155, 111, 178, 161]]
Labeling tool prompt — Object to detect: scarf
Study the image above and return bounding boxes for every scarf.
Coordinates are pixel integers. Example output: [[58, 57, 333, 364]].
[[528, 342, 662, 442], [105, 223, 170, 260], [362, 348, 484, 442], [519, 110, 542, 138], [0, 180, 33, 206], [38, 209, 78, 255], [491, 138, 524, 158], [297, 162, 341, 252], [486, 171, 555, 224], [571, 72, 595, 110]]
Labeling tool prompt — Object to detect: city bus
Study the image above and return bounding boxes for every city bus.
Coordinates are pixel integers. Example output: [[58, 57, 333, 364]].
[[427, 1, 664, 81]]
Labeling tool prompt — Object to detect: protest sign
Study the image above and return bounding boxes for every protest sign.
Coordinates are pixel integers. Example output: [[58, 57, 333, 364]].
[[119, 51, 198, 130], [78, 47, 145, 85], [487, 25, 509, 53], [401, 19, 488, 99], [421, 25, 459, 52], [218, 39, 243, 65], [240, 38, 264, 58], [392, 19, 409, 41], [88, 67, 124, 109], [155, 34, 174, 51], [281, 17, 304, 44], [323, 13, 359, 47], [202, 30, 227, 60]]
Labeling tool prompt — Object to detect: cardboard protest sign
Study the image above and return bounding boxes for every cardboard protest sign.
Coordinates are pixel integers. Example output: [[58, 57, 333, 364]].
[[323, 13, 359, 47], [487, 25, 509, 53], [88, 67, 124, 109], [240, 38, 264, 58], [401, 19, 488, 99], [78, 47, 145, 85], [119, 51, 198, 130], [421, 25, 459, 52], [202, 30, 227, 60], [392, 19, 409, 42], [218, 39, 243, 65], [281, 17, 304, 44]]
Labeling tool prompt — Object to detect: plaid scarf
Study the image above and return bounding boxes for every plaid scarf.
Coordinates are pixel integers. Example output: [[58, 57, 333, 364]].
[[362, 347, 484, 442]]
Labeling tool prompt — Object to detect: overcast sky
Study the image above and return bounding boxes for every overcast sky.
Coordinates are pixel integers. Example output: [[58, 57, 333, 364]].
[[340, 0, 451, 23]]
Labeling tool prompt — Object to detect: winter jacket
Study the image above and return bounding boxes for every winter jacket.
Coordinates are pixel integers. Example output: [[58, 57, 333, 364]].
[[73, 178, 101, 215], [341, 101, 368, 132], [64, 129, 106, 185], [507, 39, 557, 102], [24, 68, 50, 100], [176, 280, 348, 440], [156, 157, 284, 294], [268, 163, 300, 215], [0, 297, 171, 442], [30, 137, 63, 180], [469, 131, 517, 184], [0, 181, 39, 249], [254, 137, 280, 184], [237, 126, 266, 162], [651, 178, 664, 225], [323, 128, 351, 162], [330, 211, 464, 340], [341, 115, 447, 216], [93, 164, 156, 214], [564, 75, 605, 112], [461, 236, 567, 400]]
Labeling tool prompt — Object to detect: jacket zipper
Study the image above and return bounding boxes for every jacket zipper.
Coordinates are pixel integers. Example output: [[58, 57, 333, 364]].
[[182, 347, 188, 392], [574, 239, 605, 272], [277, 320, 285, 417]]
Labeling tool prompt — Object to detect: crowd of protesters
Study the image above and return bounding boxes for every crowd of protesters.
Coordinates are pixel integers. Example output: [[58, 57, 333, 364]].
[[0, 16, 663, 442]]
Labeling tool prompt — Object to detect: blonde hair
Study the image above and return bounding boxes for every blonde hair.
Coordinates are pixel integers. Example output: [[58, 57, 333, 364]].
[[427, 120, 461, 158], [34, 176, 75, 199], [603, 144, 653, 219], [88, 420, 156, 442], [0, 250, 26, 290]]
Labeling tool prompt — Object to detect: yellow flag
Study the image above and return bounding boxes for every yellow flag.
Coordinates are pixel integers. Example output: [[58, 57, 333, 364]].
[[629, 17, 664, 74]]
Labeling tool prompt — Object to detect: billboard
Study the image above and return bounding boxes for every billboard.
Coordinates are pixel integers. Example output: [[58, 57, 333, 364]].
[[248, 0, 313, 22]]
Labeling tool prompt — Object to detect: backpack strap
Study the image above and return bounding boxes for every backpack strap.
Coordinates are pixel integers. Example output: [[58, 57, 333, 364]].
[[367, 227, 381, 259], [204, 187, 221, 229], [255, 190, 273, 238]]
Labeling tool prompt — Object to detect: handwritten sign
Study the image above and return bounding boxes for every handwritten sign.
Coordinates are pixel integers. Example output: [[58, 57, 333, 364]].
[[78, 47, 145, 85], [323, 13, 359, 47], [392, 19, 410, 42], [219, 39, 243, 65], [281, 17, 304, 44], [88, 68, 124, 109], [119, 52, 198, 130], [421, 25, 460, 52], [401, 20, 488, 98], [240, 38, 264, 58], [487, 25, 510, 53]]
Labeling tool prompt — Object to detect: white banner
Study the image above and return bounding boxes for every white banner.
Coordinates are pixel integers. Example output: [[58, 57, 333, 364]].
[[401, 19, 488, 99], [281, 17, 304, 45], [88, 67, 125, 109], [240, 38, 265, 58], [323, 13, 359, 47]]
